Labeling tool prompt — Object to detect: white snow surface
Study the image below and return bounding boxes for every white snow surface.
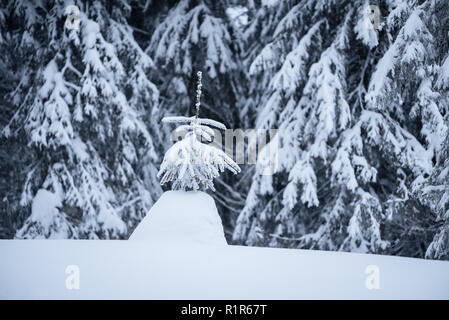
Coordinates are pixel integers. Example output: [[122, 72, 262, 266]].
[[1, 240, 449, 299], [2, 192, 449, 299], [129, 191, 227, 245]]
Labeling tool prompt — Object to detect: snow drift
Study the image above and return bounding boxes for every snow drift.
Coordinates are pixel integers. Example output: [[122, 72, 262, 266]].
[[129, 191, 227, 245]]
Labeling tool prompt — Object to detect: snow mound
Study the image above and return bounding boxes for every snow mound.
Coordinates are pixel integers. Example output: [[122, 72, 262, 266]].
[[129, 191, 227, 245]]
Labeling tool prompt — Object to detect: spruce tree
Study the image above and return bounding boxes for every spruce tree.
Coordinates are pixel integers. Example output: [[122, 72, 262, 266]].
[[234, 0, 449, 258], [1, 1, 161, 239]]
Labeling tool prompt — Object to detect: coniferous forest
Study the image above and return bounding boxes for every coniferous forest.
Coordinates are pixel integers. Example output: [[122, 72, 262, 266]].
[[1, 0, 449, 260]]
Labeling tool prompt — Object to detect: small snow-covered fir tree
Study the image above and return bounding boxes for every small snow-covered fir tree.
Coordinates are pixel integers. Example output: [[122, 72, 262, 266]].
[[158, 71, 241, 191], [144, 0, 247, 229]]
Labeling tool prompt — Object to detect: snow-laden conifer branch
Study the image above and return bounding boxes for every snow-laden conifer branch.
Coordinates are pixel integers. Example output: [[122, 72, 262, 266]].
[[162, 116, 227, 131], [158, 71, 240, 191]]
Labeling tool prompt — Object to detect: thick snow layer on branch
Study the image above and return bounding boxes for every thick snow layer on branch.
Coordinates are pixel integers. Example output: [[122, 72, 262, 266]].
[[15, 189, 76, 239], [162, 116, 227, 130], [129, 191, 227, 245], [158, 132, 240, 191], [436, 56, 449, 89], [271, 20, 324, 94]]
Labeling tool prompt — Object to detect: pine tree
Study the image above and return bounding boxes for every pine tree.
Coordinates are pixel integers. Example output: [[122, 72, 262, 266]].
[[234, 0, 449, 258], [1, 1, 161, 239]]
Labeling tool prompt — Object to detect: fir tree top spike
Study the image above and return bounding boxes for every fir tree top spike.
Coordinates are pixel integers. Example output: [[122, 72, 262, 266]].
[[195, 71, 202, 120]]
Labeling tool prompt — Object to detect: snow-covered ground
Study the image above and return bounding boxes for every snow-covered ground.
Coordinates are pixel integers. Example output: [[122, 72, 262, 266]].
[[1, 240, 448, 299], [1, 190, 449, 299]]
